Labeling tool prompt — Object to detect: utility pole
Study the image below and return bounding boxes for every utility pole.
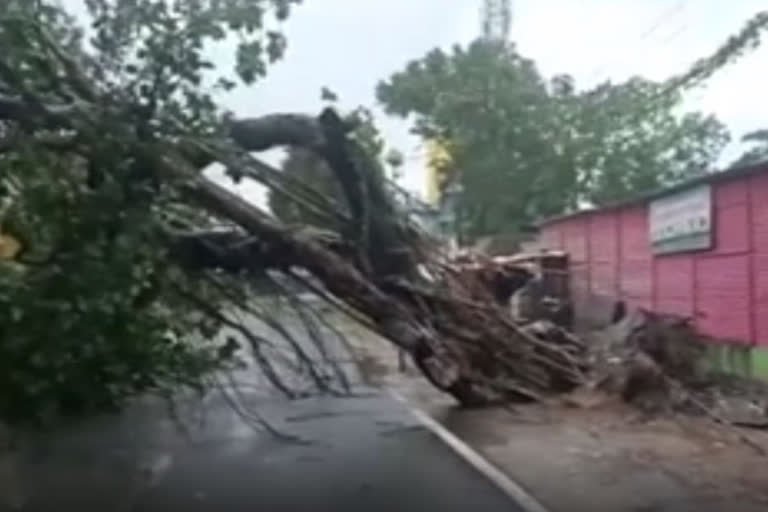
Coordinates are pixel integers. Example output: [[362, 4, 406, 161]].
[[480, 0, 511, 42]]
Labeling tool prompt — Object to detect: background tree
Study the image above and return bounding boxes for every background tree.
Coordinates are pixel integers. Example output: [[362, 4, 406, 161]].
[[377, 13, 767, 241], [570, 78, 729, 205], [378, 41, 562, 241], [731, 129, 768, 167]]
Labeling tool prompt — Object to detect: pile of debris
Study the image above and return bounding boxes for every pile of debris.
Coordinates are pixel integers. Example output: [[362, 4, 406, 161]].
[[581, 309, 768, 453], [446, 249, 768, 434], [449, 249, 573, 327]]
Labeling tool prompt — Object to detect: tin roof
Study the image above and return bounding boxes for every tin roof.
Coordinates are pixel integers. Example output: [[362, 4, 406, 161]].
[[536, 159, 768, 227]]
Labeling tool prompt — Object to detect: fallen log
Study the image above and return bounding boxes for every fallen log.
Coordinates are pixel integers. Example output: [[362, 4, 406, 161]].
[[1, 41, 765, 424], [159, 118, 745, 412]]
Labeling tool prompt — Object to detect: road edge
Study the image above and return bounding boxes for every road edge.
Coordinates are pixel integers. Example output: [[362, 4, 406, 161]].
[[389, 390, 552, 512]]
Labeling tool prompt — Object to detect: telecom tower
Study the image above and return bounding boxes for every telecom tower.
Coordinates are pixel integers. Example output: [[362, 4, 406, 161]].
[[480, 0, 511, 41]]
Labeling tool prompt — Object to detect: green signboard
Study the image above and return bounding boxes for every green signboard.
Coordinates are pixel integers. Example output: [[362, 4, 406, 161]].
[[649, 184, 712, 255]]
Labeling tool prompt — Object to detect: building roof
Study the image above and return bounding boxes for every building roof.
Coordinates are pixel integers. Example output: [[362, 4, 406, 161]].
[[536, 160, 768, 227]]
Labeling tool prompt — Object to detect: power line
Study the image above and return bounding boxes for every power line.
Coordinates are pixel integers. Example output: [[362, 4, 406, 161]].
[[636, 0, 687, 40], [585, 0, 689, 85]]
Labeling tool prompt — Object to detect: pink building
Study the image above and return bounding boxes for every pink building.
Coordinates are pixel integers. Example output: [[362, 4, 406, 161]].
[[537, 161, 768, 378]]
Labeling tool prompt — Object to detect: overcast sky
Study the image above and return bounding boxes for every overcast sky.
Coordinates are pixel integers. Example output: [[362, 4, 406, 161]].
[[70, 1, 768, 205]]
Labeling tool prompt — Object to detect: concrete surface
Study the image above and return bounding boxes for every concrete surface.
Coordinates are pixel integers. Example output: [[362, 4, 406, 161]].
[[340, 315, 768, 512], [4, 391, 526, 512]]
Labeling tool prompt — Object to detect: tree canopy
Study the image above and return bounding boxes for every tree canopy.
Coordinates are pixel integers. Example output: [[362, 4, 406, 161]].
[[0, 0, 430, 425], [731, 129, 768, 167], [376, 13, 768, 241], [0, 0, 309, 422]]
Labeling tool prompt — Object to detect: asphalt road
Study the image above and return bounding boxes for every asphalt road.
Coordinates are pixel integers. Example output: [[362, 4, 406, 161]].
[[7, 391, 525, 512], [3, 308, 529, 511]]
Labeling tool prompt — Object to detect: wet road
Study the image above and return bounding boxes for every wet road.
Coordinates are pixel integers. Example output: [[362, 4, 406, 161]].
[[6, 390, 525, 512]]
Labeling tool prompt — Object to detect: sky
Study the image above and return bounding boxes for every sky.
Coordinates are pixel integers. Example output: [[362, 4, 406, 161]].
[[70, 0, 768, 206]]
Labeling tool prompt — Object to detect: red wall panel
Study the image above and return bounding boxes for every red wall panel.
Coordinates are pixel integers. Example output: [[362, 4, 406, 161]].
[[590, 261, 616, 296], [589, 213, 618, 261], [751, 173, 768, 254], [562, 218, 588, 263], [537, 165, 768, 345], [654, 255, 693, 317], [620, 261, 653, 308], [694, 254, 751, 342], [619, 206, 650, 257], [714, 205, 749, 254], [618, 206, 651, 308], [588, 212, 619, 295], [561, 218, 590, 305], [749, 172, 768, 345], [753, 254, 768, 346], [539, 225, 563, 250], [715, 179, 748, 208], [712, 180, 749, 255]]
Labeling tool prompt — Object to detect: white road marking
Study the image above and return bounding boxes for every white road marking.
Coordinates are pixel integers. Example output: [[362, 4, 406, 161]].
[[390, 390, 552, 512]]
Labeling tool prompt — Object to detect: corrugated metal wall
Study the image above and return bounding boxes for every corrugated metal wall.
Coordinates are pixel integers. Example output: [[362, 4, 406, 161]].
[[541, 167, 768, 347]]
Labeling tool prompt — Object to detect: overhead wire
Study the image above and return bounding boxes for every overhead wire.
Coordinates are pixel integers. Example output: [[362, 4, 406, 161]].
[[584, 0, 690, 85]]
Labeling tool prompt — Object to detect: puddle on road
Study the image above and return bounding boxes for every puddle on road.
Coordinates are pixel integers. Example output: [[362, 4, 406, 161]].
[[377, 424, 424, 437], [137, 452, 174, 487], [285, 410, 367, 423]]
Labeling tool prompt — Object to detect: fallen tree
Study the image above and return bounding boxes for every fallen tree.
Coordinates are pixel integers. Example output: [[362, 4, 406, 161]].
[[1, 2, 767, 431]]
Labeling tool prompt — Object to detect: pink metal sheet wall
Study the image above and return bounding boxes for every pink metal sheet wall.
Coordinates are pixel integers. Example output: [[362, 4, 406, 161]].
[[541, 166, 768, 346], [751, 171, 768, 345]]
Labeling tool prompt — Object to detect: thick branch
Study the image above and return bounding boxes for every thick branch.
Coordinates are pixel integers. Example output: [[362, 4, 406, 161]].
[[0, 93, 79, 128], [199, 111, 420, 279], [167, 227, 352, 274], [168, 229, 273, 274], [177, 171, 421, 345], [227, 114, 325, 152]]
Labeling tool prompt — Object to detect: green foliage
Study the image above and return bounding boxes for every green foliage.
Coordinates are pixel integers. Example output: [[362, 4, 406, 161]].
[[569, 78, 730, 205], [0, 146, 224, 421], [379, 41, 572, 239], [377, 10, 765, 241], [731, 129, 768, 167], [81, 0, 300, 133], [660, 11, 768, 101], [0, 0, 297, 422]]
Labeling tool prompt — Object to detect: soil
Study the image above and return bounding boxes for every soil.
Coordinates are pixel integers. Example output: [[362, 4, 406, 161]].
[[339, 317, 768, 512]]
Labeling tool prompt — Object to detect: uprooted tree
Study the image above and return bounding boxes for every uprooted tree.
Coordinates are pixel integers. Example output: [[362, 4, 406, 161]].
[[1, 1, 767, 426]]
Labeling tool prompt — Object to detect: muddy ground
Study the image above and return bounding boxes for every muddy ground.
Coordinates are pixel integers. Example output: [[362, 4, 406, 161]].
[[339, 316, 768, 512]]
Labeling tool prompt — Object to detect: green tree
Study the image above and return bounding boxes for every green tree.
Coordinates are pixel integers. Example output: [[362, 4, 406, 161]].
[[377, 9, 768, 241], [569, 78, 729, 205], [376, 40, 734, 241], [0, 0, 303, 422], [378, 41, 563, 240], [731, 129, 768, 167]]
